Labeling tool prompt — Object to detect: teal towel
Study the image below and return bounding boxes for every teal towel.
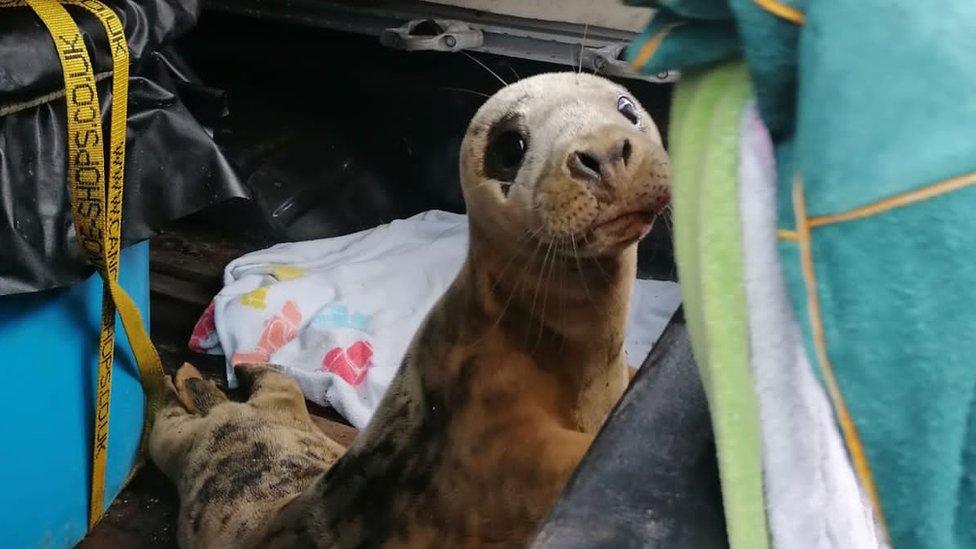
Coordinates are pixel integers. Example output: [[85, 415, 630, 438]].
[[625, 1, 976, 547], [627, 0, 802, 137], [781, 3, 976, 547], [623, 0, 731, 19], [629, 11, 740, 75]]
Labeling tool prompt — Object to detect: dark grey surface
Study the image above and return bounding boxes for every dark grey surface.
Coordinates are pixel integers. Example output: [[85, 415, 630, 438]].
[[532, 308, 728, 548]]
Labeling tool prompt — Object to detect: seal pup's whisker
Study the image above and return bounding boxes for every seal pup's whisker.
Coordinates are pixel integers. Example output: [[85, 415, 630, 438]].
[[581, 233, 614, 283], [439, 86, 491, 99], [662, 204, 675, 232], [461, 51, 508, 87], [557, 240, 570, 353], [534, 237, 560, 354], [504, 63, 521, 82], [570, 235, 596, 306], [577, 23, 590, 82], [527, 237, 555, 350], [475, 231, 548, 351], [495, 229, 547, 310], [529, 238, 555, 325], [489, 223, 548, 297]]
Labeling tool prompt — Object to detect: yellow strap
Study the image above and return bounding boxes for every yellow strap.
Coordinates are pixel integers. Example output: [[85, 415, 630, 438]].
[[6, 0, 165, 529], [61, 0, 167, 498]]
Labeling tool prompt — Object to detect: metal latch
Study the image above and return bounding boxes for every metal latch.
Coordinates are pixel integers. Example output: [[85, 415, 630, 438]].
[[380, 19, 484, 52], [581, 43, 679, 83]]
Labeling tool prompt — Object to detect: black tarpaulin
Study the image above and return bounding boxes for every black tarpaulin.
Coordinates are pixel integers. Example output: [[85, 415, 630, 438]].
[[0, 0, 246, 295]]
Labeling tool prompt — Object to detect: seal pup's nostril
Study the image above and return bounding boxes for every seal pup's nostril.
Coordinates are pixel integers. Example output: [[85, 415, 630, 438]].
[[619, 139, 632, 166], [606, 138, 631, 167], [568, 151, 603, 181], [578, 152, 601, 174]]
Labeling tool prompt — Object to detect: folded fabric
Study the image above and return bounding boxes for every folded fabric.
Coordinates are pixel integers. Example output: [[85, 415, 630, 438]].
[[782, 4, 976, 547], [190, 210, 682, 429], [667, 60, 768, 549], [628, 2, 976, 546], [626, 0, 802, 138], [738, 101, 881, 549]]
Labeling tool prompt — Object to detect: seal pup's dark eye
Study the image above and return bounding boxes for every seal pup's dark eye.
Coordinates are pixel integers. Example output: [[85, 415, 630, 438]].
[[617, 96, 640, 125], [484, 129, 528, 186]]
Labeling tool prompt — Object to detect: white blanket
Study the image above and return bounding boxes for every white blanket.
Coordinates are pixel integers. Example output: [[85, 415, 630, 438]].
[[738, 103, 882, 548], [190, 210, 681, 429]]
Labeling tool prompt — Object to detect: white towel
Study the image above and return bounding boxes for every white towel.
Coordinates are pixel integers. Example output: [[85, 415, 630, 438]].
[[190, 210, 681, 429], [738, 103, 882, 548]]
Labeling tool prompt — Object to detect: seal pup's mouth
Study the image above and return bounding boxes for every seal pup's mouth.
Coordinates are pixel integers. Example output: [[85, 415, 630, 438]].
[[589, 209, 657, 247]]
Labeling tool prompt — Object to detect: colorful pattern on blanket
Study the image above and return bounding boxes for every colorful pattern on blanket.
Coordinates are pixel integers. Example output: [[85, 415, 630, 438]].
[[190, 211, 682, 430]]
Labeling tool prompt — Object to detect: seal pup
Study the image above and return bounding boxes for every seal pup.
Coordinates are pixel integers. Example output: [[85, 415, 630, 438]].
[[149, 71, 670, 548]]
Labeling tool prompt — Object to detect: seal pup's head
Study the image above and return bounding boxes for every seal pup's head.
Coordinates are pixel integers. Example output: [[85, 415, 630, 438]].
[[460, 72, 669, 258]]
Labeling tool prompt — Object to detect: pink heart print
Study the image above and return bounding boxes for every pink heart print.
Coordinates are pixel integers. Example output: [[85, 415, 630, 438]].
[[232, 300, 302, 364], [322, 340, 373, 386], [189, 300, 218, 353]]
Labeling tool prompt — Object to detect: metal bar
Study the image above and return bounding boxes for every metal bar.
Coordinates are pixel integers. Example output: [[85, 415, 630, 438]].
[[202, 0, 674, 82]]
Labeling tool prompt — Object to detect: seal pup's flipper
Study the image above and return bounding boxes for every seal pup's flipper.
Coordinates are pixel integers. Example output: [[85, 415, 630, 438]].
[[171, 362, 227, 415]]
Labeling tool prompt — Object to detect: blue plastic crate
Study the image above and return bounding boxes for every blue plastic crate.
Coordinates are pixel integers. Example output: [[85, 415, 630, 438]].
[[0, 241, 150, 548]]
